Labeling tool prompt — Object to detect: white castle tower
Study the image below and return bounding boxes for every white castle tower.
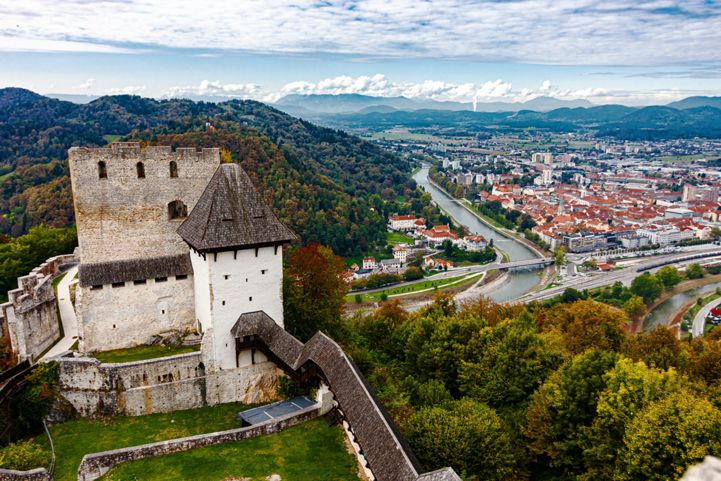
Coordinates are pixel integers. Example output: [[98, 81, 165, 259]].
[[177, 164, 296, 371]]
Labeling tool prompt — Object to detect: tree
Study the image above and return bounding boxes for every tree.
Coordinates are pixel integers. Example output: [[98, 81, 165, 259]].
[[560, 288, 586, 304], [626, 326, 686, 371], [623, 295, 647, 319], [655, 265, 682, 289], [539, 300, 627, 355], [554, 247, 566, 266], [283, 243, 348, 341], [458, 317, 564, 413], [524, 350, 619, 479], [710, 227, 721, 240], [686, 263, 705, 280], [620, 391, 721, 481], [406, 399, 516, 481], [630, 273, 663, 304], [403, 266, 423, 281], [582, 359, 680, 480]]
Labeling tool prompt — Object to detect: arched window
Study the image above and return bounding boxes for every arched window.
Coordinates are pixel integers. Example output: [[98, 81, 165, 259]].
[[98, 161, 108, 179], [168, 200, 188, 220], [169, 161, 178, 178], [136, 162, 145, 179]]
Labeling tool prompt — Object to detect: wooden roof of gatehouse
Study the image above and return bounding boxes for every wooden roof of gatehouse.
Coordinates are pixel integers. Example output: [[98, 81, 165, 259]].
[[230, 310, 462, 481]]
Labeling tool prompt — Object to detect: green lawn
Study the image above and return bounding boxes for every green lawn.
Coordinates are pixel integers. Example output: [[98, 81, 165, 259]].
[[658, 154, 721, 163], [386, 231, 413, 245], [45, 402, 263, 481], [100, 418, 358, 481], [346, 272, 483, 302], [93, 344, 200, 364], [52, 272, 66, 291], [103, 134, 123, 143]]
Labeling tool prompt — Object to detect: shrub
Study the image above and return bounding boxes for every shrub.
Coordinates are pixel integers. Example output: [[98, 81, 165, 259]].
[[0, 439, 49, 471]]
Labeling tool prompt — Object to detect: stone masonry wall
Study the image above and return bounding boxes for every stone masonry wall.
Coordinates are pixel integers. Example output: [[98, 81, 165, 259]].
[[75, 276, 195, 353], [77, 405, 321, 481], [68, 143, 221, 265], [57, 352, 281, 417], [0, 254, 77, 362], [0, 468, 51, 481]]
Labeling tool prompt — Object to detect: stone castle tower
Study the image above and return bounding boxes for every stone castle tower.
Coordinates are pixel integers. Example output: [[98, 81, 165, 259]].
[[67, 143, 293, 367]]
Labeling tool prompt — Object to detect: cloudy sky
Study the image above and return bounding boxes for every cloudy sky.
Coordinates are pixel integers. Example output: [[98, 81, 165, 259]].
[[2, 0, 721, 105]]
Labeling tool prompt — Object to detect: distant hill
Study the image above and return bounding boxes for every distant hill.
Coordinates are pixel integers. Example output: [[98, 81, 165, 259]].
[[323, 102, 721, 140], [0, 88, 411, 256], [273, 93, 595, 116], [45, 93, 100, 104], [667, 96, 721, 110]]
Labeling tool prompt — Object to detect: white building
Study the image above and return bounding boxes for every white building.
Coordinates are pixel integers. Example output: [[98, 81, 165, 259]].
[[392, 246, 408, 263], [463, 235, 487, 251], [363, 257, 377, 270], [638, 227, 695, 245], [389, 215, 419, 231], [532, 152, 553, 164]]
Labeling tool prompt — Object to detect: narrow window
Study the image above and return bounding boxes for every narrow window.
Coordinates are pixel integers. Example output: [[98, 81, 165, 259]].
[[224, 275, 230, 280], [261, 269, 267, 275], [155, 277, 168, 283], [98, 161, 108, 179], [169, 160, 178, 178], [111, 282, 125, 288], [249, 296, 253, 302], [136, 162, 145, 179], [222, 300, 226, 306], [91, 285, 103, 290], [175, 274, 187, 280], [167, 200, 188, 220], [133, 279, 147, 285]]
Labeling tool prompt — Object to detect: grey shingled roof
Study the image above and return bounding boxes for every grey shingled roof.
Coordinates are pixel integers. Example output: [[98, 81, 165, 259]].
[[79, 254, 192, 287], [177, 164, 296, 252], [230, 310, 462, 481]]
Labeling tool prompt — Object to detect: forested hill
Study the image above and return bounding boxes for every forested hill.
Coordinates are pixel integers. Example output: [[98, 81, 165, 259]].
[[0, 88, 412, 255]]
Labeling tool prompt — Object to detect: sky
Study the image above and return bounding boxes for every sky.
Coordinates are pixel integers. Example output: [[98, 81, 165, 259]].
[[2, 0, 721, 106]]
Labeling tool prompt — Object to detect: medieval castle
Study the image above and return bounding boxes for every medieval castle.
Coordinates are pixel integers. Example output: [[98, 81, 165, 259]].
[[0, 142, 461, 481]]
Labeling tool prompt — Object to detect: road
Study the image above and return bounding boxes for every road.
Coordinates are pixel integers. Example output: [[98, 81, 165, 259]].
[[692, 296, 721, 338], [42, 265, 79, 359], [516, 248, 721, 303]]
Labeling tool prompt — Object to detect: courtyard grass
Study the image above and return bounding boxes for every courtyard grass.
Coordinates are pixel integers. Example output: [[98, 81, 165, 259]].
[[100, 418, 358, 481], [44, 402, 261, 481], [93, 344, 200, 364], [346, 271, 483, 303], [386, 231, 414, 245]]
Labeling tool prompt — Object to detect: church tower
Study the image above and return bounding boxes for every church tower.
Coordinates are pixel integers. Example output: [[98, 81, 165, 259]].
[[177, 164, 296, 371]]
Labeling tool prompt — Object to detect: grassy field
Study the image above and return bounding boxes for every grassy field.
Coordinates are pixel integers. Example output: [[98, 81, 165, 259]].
[[93, 344, 200, 363], [365, 131, 443, 142], [44, 402, 264, 481], [386, 231, 413, 245], [100, 418, 358, 481], [657, 154, 721, 163], [346, 271, 483, 302], [103, 134, 123, 143]]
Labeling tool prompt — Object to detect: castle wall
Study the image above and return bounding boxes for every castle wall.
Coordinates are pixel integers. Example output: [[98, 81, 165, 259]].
[[0, 254, 77, 362], [193, 246, 284, 371], [57, 353, 280, 417], [68, 143, 220, 265], [76, 275, 195, 353]]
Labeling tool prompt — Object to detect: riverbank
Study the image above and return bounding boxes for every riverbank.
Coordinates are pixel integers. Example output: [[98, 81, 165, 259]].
[[426, 176, 549, 259], [640, 273, 721, 333]]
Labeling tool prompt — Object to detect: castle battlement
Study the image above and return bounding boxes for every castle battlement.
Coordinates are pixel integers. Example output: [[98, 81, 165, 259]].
[[69, 143, 220, 164]]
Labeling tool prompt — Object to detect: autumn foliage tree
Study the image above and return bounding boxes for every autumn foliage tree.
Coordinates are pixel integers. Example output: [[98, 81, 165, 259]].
[[282, 243, 349, 342]]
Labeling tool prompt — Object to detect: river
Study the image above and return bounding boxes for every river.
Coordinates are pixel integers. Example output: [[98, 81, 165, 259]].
[[644, 280, 721, 332], [413, 164, 543, 302]]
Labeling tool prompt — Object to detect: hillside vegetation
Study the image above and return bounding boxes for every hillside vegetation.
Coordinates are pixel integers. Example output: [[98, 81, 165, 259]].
[[0, 88, 412, 256]]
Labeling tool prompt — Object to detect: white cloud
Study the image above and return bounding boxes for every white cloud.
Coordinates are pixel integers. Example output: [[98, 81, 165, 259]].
[[161, 80, 261, 99], [78, 78, 95, 90], [1, 1, 721, 65], [105, 85, 147, 95]]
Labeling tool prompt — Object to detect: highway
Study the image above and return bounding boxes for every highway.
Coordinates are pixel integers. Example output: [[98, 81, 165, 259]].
[[516, 248, 721, 303]]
